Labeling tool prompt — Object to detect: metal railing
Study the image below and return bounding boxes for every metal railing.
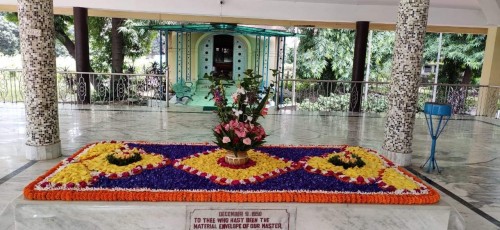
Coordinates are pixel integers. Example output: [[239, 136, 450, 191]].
[[0, 69, 171, 107], [2, 68, 499, 117], [278, 79, 500, 116]]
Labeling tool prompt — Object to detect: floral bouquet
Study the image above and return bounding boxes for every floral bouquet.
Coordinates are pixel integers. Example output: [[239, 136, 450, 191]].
[[206, 69, 275, 164]]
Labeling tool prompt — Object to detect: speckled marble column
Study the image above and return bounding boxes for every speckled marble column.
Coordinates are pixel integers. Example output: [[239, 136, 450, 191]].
[[18, 0, 61, 160], [383, 0, 429, 166]]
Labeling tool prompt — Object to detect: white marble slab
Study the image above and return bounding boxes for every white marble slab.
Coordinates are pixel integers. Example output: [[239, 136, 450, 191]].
[[1, 104, 498, 229], [1, 196, 459, 230]]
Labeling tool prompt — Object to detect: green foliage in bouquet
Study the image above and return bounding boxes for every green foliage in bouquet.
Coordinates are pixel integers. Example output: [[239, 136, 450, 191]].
[[205, 69, 276, 155]]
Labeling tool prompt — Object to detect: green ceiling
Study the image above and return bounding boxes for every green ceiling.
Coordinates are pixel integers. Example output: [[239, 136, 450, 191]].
[[136, 23, 296, 37]]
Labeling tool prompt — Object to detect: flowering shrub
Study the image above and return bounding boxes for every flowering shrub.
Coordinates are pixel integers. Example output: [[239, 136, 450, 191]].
[[206, 69, 275, 154]]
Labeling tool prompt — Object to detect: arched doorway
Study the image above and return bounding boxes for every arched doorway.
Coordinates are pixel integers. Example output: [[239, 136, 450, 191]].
[[198, 34, 248, 81], [213, 35, 233, 79]]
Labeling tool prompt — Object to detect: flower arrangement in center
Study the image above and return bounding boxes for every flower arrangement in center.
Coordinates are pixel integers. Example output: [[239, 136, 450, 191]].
[[328, 152, 366, 169], [206, 69, 275, 165], [106, 147, 143, 166]]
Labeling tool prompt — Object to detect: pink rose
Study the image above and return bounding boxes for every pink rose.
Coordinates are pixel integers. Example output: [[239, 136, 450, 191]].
[[214, 125, 222, 134], [243, 138, 252, 145], [229, 119, 240, 129], [235, 129, 247, 138], [222, 136, 230, 143]]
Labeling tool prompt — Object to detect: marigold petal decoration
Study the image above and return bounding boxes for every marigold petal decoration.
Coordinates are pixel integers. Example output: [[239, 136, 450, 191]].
[[78, 141, 125, 161], [24, 142, 440, 204], [44, 162, 93, 188], [300, 146, 386, 185], [173, 148, 299, 185], [83, 153, 168, 178], [377, 168, 427, 194], [36, 141, 170, 192], [72, 141, 171, 179]]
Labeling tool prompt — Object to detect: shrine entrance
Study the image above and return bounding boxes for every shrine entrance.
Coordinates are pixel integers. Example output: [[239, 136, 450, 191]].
[[198, 34, 249, 81], [213, 35, 233, 80]]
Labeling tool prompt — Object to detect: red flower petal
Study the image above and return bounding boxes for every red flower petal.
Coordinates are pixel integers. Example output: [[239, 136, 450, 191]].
[[386, 186, 396, 192]]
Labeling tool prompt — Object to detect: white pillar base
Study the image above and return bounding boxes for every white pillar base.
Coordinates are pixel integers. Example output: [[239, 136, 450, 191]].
[[384, 150, 412, 166], [26, 142, 61, 160]]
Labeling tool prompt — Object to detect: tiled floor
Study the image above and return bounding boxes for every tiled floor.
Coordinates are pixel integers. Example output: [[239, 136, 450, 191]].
[[0, 103, 499, 229]]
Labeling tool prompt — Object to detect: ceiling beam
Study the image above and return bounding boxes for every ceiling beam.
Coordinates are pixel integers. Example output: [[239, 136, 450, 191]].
[[0, 4, 488, 34]]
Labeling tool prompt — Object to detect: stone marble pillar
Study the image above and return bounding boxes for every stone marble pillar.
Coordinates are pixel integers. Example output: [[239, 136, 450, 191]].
[[18, 0, 61, 160], [383, 0, 430, 166], [478, 27, 500, 117]]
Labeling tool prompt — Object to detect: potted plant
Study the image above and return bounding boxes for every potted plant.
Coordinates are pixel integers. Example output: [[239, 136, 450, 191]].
[[206, 69, 275, 165]]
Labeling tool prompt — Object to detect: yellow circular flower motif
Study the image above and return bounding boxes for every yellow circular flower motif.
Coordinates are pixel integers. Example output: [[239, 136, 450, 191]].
[[179, 149, 291, 180], [49, 163, 92, 184], [79, 142, 125, 161], [83, 153, 165, 174], [380, 168, 420, 190], [305, 146, 384, 180]]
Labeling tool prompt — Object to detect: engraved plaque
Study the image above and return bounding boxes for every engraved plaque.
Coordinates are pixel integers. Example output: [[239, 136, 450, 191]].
[[187, 207, 293, 230]]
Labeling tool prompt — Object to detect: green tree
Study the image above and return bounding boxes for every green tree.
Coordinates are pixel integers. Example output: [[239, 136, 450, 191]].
[[5, 13, 156, 73], [4, 13, 76, 59], [0, 15, 19, 56], [423, 33, 486, 114], [53, 15, 75, 58], [89, 17, 157, 73], [424, 33, 486, 84], [296, 29, 395, 82], [368, 31, 395, 82], [296, 28, 355, 80]]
